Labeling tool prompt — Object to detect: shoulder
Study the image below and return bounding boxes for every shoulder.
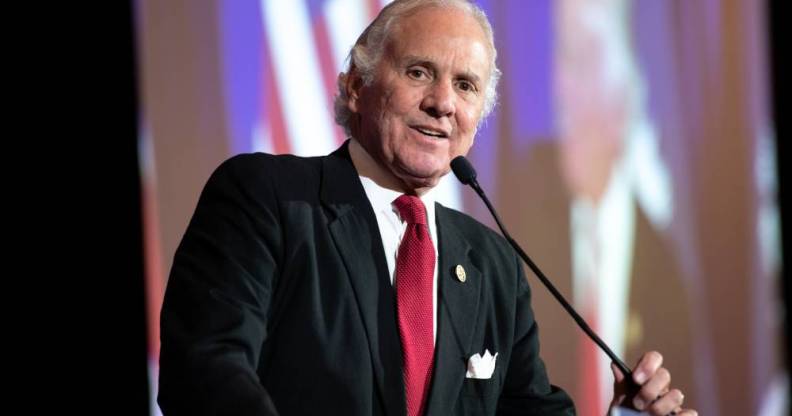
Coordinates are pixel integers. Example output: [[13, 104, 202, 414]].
[[188, 153, 331, 218], [206, 152, 326, 197], [215, 152, 323, 184]]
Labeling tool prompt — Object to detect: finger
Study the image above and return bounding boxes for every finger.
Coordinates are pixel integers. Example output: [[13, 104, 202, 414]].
[[633, 367, 671, 410], [610, 362, 629, 407], [646, 389, 684, 416], [632, 351, 663, 385], [611, 362, 626, 383], [675, 409, 698, 416]]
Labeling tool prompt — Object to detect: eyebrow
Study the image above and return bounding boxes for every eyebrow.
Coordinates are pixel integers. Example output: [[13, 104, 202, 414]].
[[399, 55, 483, 86]]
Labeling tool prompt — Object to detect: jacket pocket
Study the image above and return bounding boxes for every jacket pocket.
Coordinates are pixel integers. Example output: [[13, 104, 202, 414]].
[[461, 377, 499, 398]]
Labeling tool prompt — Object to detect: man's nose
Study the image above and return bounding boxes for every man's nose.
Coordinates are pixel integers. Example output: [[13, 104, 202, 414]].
[[421, 80, 455, 118]]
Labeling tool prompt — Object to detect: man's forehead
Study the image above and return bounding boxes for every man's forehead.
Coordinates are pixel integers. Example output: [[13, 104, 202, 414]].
[[385, 11, 492, 72], [387, 6, 487, 47]]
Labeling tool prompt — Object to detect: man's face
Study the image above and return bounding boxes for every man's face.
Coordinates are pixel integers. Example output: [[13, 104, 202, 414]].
[[348, 7, 491, 191]]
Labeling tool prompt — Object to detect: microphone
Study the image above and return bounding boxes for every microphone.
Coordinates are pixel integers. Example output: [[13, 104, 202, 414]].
[[450, 156, 641, 398]]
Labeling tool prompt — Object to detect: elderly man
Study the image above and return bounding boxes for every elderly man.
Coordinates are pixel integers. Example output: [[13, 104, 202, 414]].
[[158, 1, 696, 415]]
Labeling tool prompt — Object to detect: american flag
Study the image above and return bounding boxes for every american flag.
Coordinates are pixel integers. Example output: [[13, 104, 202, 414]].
[[256, 0, 387, 155]]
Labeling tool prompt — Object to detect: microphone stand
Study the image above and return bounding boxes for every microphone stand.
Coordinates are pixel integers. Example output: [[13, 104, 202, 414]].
[[451, 156, 642, 410]]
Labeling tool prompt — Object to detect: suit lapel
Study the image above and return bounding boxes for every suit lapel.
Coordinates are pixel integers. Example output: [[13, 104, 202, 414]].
[[426, 204, 483, 414], [320, 144, 405, 416]]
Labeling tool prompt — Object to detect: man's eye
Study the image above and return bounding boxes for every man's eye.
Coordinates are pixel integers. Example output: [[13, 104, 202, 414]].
[[457, 80, 476, 93], [407, 69, 427, 79]]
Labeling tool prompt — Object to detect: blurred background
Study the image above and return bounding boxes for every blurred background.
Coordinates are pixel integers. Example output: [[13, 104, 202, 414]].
[[130, 0, 787, 414]]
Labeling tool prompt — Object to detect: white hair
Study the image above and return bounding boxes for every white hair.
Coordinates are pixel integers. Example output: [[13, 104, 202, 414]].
[[333, 0, 501, 136]]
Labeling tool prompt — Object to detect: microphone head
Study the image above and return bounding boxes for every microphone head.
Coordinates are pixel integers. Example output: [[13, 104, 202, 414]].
[[450, 156, 477, 185]]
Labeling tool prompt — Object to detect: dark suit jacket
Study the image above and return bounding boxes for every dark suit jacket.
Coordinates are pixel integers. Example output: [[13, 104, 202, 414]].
[[158, 143, 574, 415]]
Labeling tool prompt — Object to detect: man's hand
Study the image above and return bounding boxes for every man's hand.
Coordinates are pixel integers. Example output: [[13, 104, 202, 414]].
[[610, 351, 697, 416]]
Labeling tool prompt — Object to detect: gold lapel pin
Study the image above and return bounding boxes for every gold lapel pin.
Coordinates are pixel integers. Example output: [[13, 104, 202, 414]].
[[455, 264, 467, 283]]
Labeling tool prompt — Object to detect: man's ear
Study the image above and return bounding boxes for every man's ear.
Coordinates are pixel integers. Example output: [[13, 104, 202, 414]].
[[344, 67, 365, 113]]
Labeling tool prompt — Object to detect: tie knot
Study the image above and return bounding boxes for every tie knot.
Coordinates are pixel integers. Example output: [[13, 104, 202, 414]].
[[393, 194, 428, 225]]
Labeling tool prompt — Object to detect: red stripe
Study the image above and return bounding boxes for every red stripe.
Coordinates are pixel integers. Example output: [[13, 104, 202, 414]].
[[142, 172, 164, 359], [262, 34, 291, 154], [312, 16, 347, 145], [577, 294, 603, 416], [367, 0, 382, 20]]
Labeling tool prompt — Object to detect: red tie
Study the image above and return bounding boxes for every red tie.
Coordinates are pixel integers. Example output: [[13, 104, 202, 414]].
[[393, 195, 435, 416]]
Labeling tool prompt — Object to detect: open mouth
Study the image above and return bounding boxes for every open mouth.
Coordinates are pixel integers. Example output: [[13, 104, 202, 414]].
[[412, 126, 449, 139]]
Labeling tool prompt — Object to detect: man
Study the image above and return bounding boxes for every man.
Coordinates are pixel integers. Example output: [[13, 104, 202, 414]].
[[158, 1, 696, 415]]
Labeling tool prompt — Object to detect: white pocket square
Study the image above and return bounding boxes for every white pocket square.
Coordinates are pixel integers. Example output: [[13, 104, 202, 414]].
[[465, 349, 498, 379]]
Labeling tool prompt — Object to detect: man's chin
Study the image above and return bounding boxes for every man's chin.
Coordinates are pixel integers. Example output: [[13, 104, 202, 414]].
[[395, 168, 449, 193]]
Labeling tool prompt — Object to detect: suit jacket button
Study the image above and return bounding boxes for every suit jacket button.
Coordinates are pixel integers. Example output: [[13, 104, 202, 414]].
[[455, 264, 466, 282]]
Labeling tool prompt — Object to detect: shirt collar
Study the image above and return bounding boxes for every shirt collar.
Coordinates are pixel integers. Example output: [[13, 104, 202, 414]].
[[351, 140, 437, 224]]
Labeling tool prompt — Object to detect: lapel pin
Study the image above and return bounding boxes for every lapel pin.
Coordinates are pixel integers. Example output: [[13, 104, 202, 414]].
[[455, 264, 466, 283]]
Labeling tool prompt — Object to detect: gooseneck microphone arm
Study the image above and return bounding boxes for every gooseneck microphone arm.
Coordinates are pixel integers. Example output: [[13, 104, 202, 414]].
[[450, 156, 636, 382]]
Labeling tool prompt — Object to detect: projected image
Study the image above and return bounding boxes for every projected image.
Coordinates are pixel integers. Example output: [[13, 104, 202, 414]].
[[553, 1, 683, 414]]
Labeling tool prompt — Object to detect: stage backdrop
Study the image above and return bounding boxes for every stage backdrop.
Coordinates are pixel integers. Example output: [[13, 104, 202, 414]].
[[136, 1, 786, 415]]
